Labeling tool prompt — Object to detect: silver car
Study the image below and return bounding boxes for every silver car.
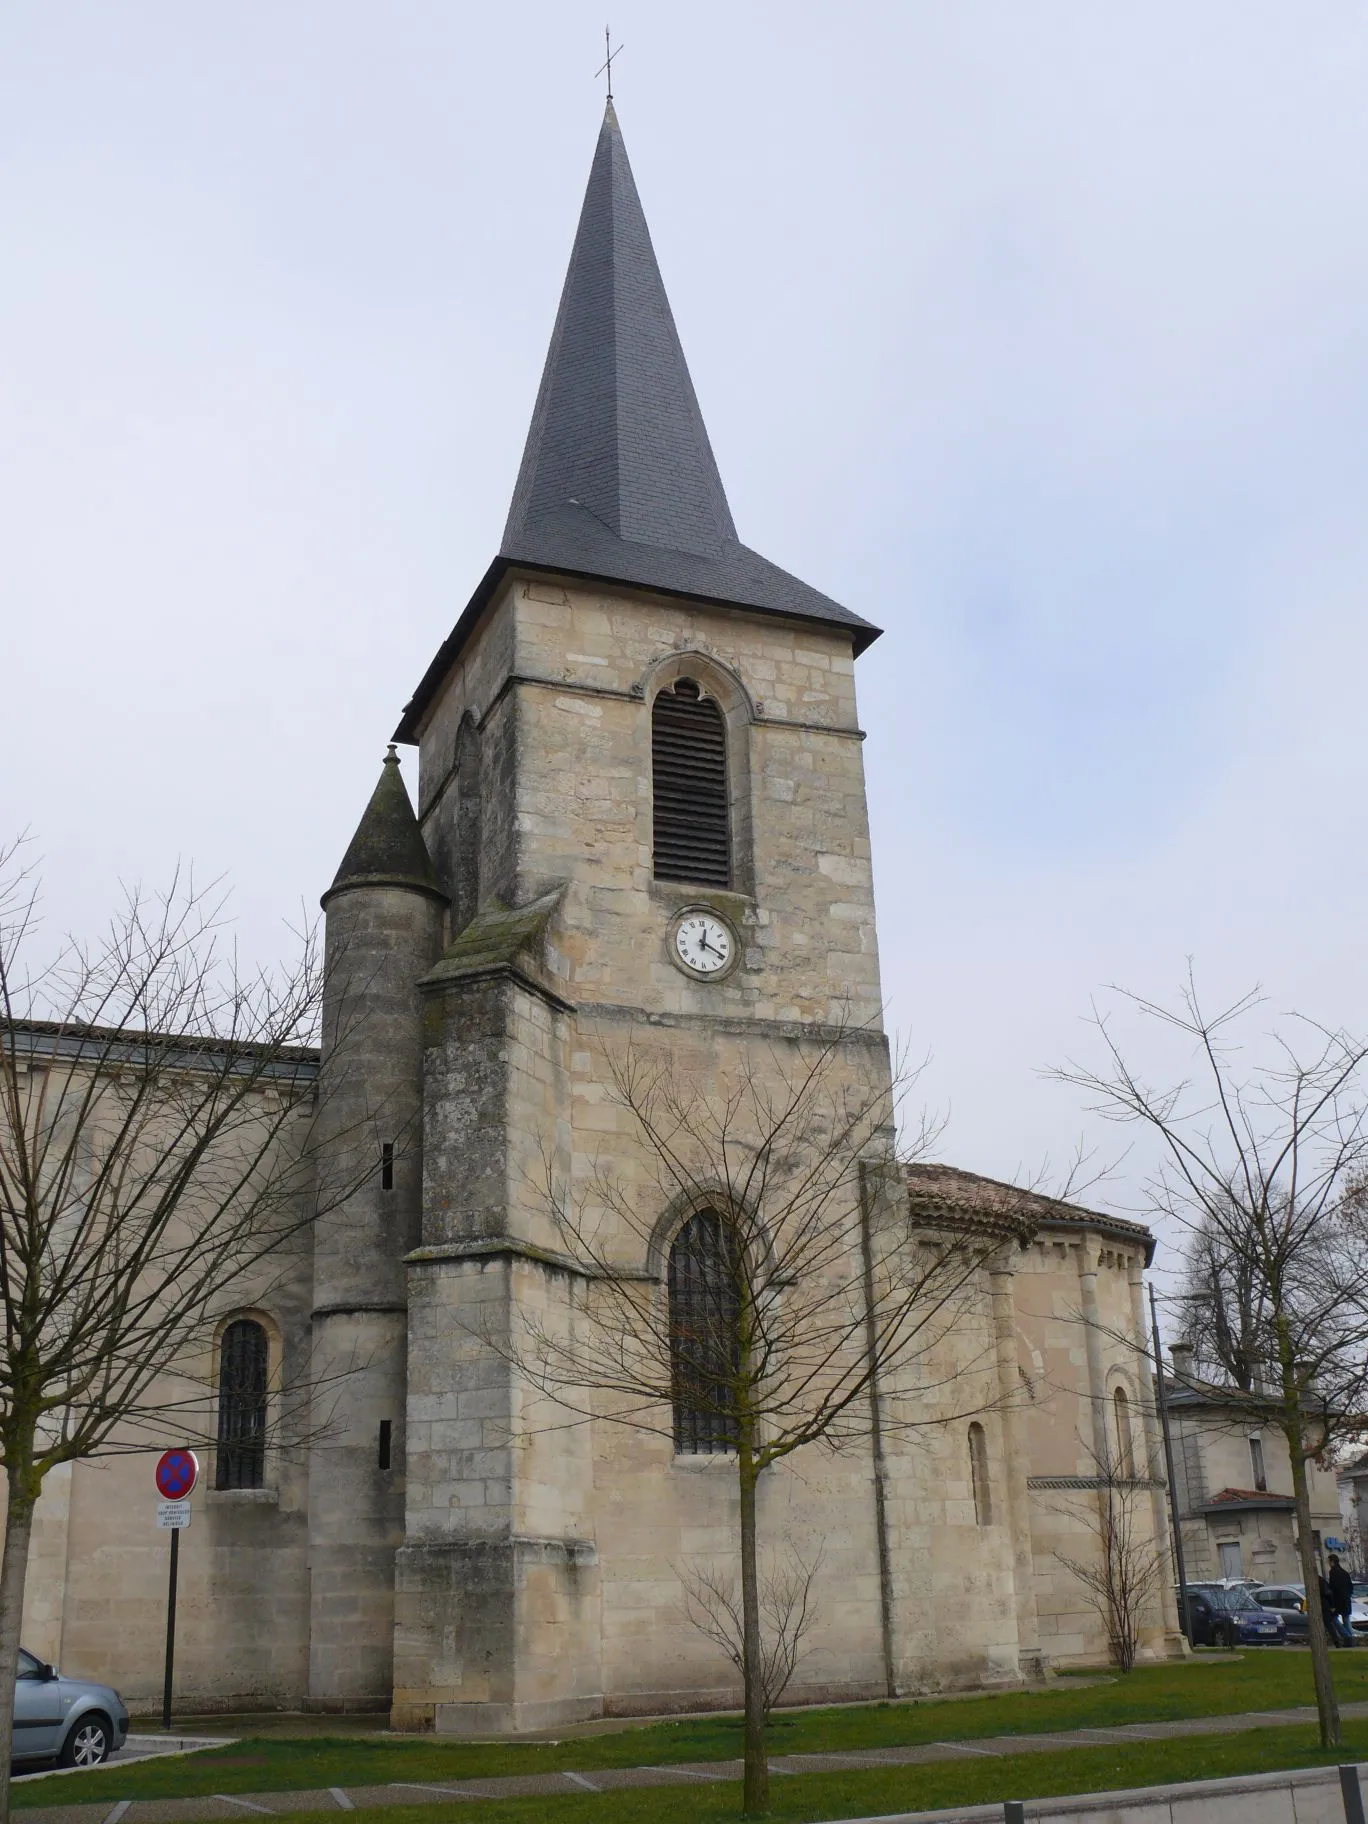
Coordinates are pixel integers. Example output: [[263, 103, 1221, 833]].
[[13, 1648, 129, 1768]]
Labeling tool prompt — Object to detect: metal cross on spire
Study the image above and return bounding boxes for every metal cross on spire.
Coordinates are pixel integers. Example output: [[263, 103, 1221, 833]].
[[596, 25, 623, 101]]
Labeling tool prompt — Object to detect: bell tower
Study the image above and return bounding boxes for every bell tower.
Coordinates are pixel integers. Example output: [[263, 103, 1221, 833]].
[[389, 102, 889, 1733]]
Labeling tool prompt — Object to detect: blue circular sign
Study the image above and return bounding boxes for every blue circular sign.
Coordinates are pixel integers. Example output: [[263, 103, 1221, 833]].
[[155, 1449, 199, 1499]]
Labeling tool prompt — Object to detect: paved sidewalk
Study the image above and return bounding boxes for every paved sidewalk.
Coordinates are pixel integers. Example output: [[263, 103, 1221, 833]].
[[16, 1700, 1368, 1822]]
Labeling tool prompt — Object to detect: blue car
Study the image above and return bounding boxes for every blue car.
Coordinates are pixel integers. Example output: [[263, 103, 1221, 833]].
[[1184, 1583, 1286, 1647], [12, 1648, 129, 1768]]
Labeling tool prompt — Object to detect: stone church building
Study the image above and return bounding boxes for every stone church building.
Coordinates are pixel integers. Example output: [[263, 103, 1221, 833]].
[[17, 105, 1183, 1725]]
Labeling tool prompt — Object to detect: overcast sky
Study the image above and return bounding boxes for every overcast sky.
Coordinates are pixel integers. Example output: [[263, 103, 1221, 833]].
[[4, 4, 1367, 1266]]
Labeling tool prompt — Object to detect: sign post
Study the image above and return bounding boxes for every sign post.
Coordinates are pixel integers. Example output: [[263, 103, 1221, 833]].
[[154, 1450, 198, 1732]]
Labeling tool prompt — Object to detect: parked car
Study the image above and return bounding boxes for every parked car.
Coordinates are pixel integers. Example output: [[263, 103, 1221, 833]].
[[1183, 1583, 1287, 1647], [12, 1648, 128, 1768], [1252, 1582, 1368, 1643], [1252, 1584, 1310, 1642]]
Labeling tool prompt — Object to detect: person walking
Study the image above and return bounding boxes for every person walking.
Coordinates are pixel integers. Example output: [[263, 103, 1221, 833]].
[[1318, 1572, 1347, 1647], [1328, 1553, 1356, 1647]]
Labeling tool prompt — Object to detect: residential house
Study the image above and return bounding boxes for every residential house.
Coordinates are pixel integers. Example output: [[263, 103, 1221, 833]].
[[1164, 1343, 1341, 1585]]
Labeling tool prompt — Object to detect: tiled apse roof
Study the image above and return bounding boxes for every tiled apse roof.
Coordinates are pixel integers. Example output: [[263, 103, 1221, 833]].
[[905, 1162, 1156, 1262]]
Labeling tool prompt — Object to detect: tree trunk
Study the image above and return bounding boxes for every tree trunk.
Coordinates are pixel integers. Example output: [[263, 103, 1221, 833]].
[[0, 1470, 39, 1824], [737, 1442, 768, 1817], [1290, 1444, 1340, 1748]]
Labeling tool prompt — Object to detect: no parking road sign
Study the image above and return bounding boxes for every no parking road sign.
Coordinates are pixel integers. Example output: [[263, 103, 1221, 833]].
[[155, 1449, 199, 1500], [154, 1450, 198, 1732]]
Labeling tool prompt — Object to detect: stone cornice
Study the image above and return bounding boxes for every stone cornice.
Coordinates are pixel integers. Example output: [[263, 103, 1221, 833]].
[[4, 1018, 319, 1081], [579, 1001, 890, 1048], [1028, 1475, 1166, 1492], [404, 1236, 655, 1283]]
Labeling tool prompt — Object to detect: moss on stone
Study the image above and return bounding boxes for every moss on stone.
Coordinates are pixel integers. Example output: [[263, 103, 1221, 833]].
[[421, 887, 563, 986]]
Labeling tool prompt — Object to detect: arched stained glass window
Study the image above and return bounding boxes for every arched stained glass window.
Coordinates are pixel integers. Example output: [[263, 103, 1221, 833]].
[[968, 1422, 992, 1526], [216, 1318, 269, 1490], [668, 1210, 740, 1454], [652, 679, 730, 887]]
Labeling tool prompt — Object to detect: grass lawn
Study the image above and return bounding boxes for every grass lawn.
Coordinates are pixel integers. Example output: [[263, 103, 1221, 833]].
[[16, 1651, 1368, 1809], [147, 1720, 1368, 1824]]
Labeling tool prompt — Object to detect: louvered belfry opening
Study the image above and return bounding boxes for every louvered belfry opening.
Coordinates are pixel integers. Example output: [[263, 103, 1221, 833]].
[[216, 1318, 269, 1490], [652, 679, 730, 887], [668, 1209, 741, 1455]]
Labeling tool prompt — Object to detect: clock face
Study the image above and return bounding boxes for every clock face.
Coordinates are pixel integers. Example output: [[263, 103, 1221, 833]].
[[673, 912, 733, 978]]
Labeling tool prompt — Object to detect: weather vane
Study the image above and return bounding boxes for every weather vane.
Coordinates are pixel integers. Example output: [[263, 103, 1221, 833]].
[[596, 25, 623, 101]]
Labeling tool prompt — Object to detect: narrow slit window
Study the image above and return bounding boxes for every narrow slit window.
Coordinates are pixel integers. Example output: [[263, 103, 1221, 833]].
[[1113, 1386, 1136, 1480], [1249, 1435, 1267, 1492], [216, 1319, 269, 1490], [652, 679, 730, 887], [969, 1422, 991, 1525], [381, 1143, 394, 1191], [378, 1419, 392, 1471], [668, 1209, 740, 1454]]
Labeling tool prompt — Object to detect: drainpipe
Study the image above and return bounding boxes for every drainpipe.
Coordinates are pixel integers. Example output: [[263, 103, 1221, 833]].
[[1150, 1284, 1191, 1644], [858, 1161, 898, 1698]]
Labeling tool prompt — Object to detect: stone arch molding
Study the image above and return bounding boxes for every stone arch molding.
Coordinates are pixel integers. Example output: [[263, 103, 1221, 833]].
[[638, 650, 757, 898], [636, 648, 759, 723], [211, 1305, 284, 1389], [644, 1182, 775, 1283]]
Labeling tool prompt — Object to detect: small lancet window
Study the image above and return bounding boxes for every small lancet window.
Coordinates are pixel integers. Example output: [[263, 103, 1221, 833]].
[[216, 1318, 269, 1490], [668, 1209, 740, 1454], [381, 1142, 394, 1191], [1113, 1386, 1136, 1480], [1249, 1434, 1267, 1492], [969, 1422, 992, 1525], [652, 679, 730, 887]]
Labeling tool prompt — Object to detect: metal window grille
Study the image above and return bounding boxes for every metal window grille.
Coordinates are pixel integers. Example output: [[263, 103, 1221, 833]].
[[216, 1318, 268, 1490], [668, 1210, 740, 1454], [652, 680, 730, 887]]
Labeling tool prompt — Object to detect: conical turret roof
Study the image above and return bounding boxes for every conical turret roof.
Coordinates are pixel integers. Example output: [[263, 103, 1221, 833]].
[[395, 104, 877, 743], [323, 747, 444, 905]]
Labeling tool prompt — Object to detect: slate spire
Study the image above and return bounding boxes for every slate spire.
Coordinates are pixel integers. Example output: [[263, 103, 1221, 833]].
[[503, 100, 737, 562], [323, 747, 444, 905], [496, 104, 878, 649]]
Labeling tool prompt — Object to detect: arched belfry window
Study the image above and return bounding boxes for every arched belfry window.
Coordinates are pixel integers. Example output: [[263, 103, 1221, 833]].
[[216, 1318, 269, 1489], [652, 679, 730, 887], [668, 1210, 740, 1454]]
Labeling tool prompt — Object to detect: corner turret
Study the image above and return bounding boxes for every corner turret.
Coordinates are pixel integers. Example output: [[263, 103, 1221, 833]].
[[309, 749, 446, 1711]]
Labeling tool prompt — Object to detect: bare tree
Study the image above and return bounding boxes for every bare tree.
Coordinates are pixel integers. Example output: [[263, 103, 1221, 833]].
[[679, 1544, 824, 1720], [1179, 1206, 1272, 1393], [1052, 1440, 1165, 1674], [494, 1027, 1036, 1818], [1053, 973, 1368, 1747], [0, 843, 362, 1819]]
